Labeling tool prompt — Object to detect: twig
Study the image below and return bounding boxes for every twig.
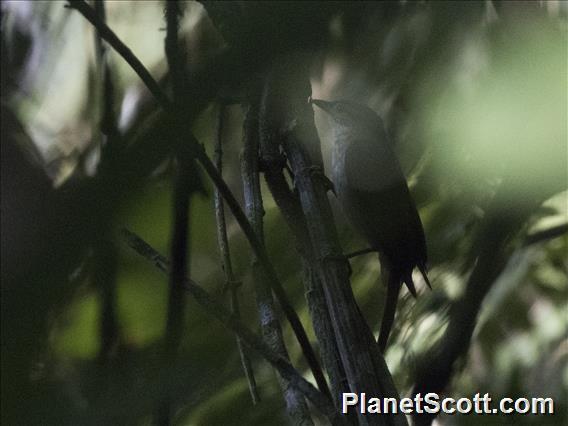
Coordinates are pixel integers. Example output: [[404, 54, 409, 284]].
[[259, 89, 352, 414], [163, 0, 188, 363], [524, 223, 568, 246], [260, 57, 406, 426], [94, 238, 119, 363], [120, 229, 346, 426], [284, 134, 405, 426], [214, 104, 259, 404], [66, 0, 171, 110], [161, 3, 192, 423], [93, 0, 120, 364], [411, 195, 544, 426], [241, 101, 314, 424], [196, 144, 330, 398], [93, 0, 117, 142], [68, 0, 328, 401], [346, 248, 376, 259]]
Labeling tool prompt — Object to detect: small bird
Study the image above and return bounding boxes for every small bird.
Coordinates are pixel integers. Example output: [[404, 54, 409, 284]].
[[311, 98, 430, 352]]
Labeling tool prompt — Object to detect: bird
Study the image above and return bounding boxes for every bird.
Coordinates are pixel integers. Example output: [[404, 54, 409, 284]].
[[311, 98, 430, 352]]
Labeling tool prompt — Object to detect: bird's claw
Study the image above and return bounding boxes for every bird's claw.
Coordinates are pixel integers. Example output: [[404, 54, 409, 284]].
[[302, 165, 336, 196]]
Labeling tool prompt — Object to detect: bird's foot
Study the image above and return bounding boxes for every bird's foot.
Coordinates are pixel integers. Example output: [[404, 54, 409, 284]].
[[300, 165, 336, 196]]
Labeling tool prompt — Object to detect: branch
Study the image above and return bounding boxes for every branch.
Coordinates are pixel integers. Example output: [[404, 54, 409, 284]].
[[69, 0, 327, 404], [66, 0, 171, 110], [259, 90, 352, 415], [411, 195, 546, 425], [524, 223, 568, 246], [284, 134, 405, 426], [93, 0, 118, 141], [214, 104, 259, 405], [161, 3, 192, 422], [260, 56, 407, 426], [163, 0, 189, 363], [94, 238, 119, 363], [195, 145, 329, 396], [93, 0, 120, 364], [120, 228, 346, 426], [346, 248, 376, 259], [241, 102, 315, 424]]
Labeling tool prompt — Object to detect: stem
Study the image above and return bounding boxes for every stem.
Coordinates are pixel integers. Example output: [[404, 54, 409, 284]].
[[94, 237, 119, 363], [121, 229, 346, 426], [346, 248, 376, 259], [284, 135, 405, 426], [93, 0, 120, 364], [67, 0, 171, 110], [259, 99, 352, 415], [214, 104, 260, 405], [241, 102, 314, 424], [259, 56, 406, 426], [161, 2, 191, 423], [196, 145, 330, 399], [411, 195, 545, 425], [69, 0, 328, 403], [524, 223, 568, 246]]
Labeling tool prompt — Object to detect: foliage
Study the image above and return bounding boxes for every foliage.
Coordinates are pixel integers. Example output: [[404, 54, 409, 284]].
[[1, 1, 566, 425]]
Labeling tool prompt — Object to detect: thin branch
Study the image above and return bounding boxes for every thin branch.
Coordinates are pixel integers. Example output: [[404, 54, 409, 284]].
[[346, 248, 376, 259], [411, 195, 545, 426], [94, 238, 119, 363], [284, 134, 405, 426], [161, 3, 191, 423], [241, 101, 314, 424], [163, 0, 188, 363], [69, 0, 327, 401], [263, 169, 354, 420], [93, 0, 120, 364], [120, 228, 346, 426], [196, 144, 329, 398], [259, 94, 352, 415], [524, 223, 568, 246], [260, 57, 406, 426], [214, 104, 260, 404], [66, 0, 171, 109], [93, 0, 117, 141]]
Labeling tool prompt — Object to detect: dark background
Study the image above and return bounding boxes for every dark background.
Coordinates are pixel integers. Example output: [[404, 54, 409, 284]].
[[1, 1, 566, 424]]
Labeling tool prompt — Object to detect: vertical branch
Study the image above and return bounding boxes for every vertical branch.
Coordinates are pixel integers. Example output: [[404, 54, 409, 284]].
[[161, 1, 195, 423], [241, 101, 314, 425], [284, 134, 405, 426], [260, 56, 407, 426], [163, 0, 186, 366], [258, 107, 352, 418], [121, 229, 345, 425], [197, 139, 331, 402], [68, 2, 330, 405], [94, 238, 120, 362], [213, 104, 260, 405], [93, 0, 116, 144], [411, 194, 542, 426], [93, 0, 120, 364]]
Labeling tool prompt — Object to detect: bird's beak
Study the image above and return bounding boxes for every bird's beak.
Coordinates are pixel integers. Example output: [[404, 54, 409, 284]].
[[309, 98, 334, 114]]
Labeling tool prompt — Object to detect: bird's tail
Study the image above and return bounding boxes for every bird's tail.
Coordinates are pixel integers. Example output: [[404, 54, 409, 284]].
[[378, 268, 401, 353]]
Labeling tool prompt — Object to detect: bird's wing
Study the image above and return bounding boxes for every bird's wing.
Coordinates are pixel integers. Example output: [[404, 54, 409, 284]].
[[343, 136, 406, 192], [343, 140, 427, 274]]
